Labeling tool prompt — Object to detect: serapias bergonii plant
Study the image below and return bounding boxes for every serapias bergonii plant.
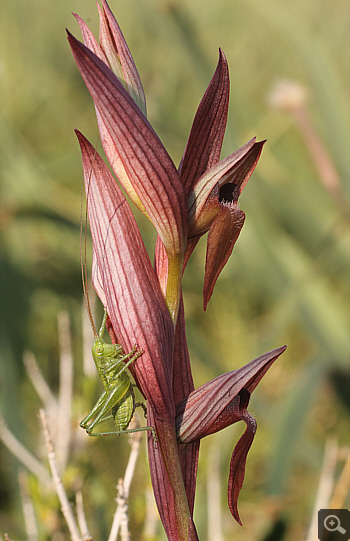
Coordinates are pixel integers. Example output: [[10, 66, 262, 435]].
[[68, 1, 286, 539]]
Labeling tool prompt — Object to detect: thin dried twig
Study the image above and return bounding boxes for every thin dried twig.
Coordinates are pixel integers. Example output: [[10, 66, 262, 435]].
[[330, 449, 350, 509], [305, 438, 338, 541], [76, 491, 93, 541], [0, 413, 53, 488], [39, 409, 82, 541], [117, 479, 130, 541], [108, 420, 143, 541], [23, 351, 58, 416], [56, 311, 74, 471], [123, 433, 143, 497], [142, 488, 158, 541], [18, 468, 38, 541]]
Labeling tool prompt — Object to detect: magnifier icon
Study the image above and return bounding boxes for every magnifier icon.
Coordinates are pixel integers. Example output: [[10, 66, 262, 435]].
[[324, 515, 346, 534]]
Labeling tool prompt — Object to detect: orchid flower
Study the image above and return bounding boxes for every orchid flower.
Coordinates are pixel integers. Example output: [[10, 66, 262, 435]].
[[68, 3, 286, 539]]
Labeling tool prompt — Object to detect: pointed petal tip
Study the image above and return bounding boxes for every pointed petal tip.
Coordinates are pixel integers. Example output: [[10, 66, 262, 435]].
[[74, 129, 87, 147], [66, 28, 75, 41], [74, 128, 85, 138], [256, 138, 267, 149], [74, 128, 88, 145], [67, 29, 83, 47], [218, 47, 227, 62], [234, 513, 243, 527], [71, 12, 83, 24], [248, 137, 266, 145]]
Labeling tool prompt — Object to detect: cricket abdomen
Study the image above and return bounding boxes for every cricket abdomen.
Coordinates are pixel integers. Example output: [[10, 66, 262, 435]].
[[112, 388, 135, 431]]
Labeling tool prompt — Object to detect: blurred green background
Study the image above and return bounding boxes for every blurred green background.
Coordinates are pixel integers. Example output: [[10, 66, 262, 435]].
[[1, 0, 349, 539]]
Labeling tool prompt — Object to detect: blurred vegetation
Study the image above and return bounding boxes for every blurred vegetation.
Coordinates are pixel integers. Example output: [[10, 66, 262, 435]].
[[1, 0, 349, 540]]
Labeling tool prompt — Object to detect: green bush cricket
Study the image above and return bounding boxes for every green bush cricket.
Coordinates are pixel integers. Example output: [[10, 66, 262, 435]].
[[79, 310, 157, 445], [79, 143, 157, 446]]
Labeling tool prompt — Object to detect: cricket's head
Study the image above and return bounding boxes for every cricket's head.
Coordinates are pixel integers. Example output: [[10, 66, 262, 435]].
[[92, 337, 123, 359]]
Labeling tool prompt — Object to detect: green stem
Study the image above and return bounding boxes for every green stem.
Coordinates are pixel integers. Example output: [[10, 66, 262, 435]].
[[165, 252, 183, 324]]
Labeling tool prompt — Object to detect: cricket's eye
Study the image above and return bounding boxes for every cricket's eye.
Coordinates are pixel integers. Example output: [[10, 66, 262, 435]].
[[95, 346, 104, 355]]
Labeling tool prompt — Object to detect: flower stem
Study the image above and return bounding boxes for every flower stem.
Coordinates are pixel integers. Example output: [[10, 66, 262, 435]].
[[165, 252, 183, 324], [159, 420, 192, 540]]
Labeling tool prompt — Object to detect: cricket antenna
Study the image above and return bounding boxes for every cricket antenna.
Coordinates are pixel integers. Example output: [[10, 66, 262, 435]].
[[80, 143, 99, 339]]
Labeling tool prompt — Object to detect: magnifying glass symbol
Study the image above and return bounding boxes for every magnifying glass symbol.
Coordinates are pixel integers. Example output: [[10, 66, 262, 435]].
[[324, 515, 346, 534]]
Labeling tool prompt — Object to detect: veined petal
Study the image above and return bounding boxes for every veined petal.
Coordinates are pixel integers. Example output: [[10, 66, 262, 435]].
[[76, 131, 174, 416], [98, 4, 126, 87], [98, 114, 149, 215], [99, 0, 147, 115], [175, 346, 286, 444], [91, 247, 106, 307], [68, 32, 188, 258], [203, 204, 245, 310], [175, 347, 286, 525], [73, 13, 147, 214], [73, 13, 107, 62], [188, 139, 264, 235], [179, 49, 229, 193]]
